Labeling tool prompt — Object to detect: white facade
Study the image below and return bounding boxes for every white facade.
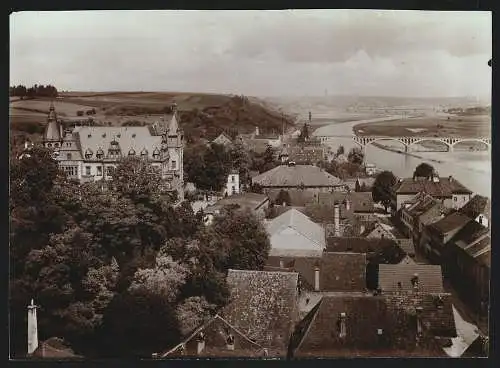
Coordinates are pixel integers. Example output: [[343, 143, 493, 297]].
[[224, 172, 240, 196], [452, 193, 472, 210]]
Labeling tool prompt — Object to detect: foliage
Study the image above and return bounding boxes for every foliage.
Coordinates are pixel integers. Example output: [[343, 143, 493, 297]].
[[176, 296, 216, 336], [372, 170, 397, 212], [98, 288, 181, 358], [10, 84, 58, 98], [336, 145, 345, 156], [413, 163, 435, 179], [347, 147, 365, 165]]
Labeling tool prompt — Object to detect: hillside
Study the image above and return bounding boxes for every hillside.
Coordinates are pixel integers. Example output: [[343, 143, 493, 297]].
[[9, 92, 296, 153]]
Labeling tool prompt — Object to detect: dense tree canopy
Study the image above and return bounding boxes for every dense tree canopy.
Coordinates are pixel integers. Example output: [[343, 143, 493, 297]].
[[347, 147, 365, 165], [372, 170, 397, 212], [413, 163, 435, 179], [10, 84, 58, 99]]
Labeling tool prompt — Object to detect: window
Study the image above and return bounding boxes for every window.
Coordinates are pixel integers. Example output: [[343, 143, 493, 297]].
[[106, 166, 113, 176], [171, 160, 176, 169], [232, 185, 236, 194], [97, 166, 103, 176], [47, 143, 52, 148], [454, 197, 457, 202], [85, 166, 91, 176], [67, 153, 72, 160], [54, 143, 59, 147], [479, 216, 483, 225], [231, 176, 235, 183]]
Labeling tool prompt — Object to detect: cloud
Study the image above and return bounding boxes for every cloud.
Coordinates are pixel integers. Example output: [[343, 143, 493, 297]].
[[9, 10, 492, 98]]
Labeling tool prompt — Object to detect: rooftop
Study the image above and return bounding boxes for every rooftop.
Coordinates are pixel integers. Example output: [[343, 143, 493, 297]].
[[266, 208, 326, 253], [427, 211, 471, 235], [458, 194, 490, 221], [394, 177, 472, 196], [378, 264, 444, 293], [222, 269, 300, 356], [252, 165, 342, 188], [204, 193, 269, 214]]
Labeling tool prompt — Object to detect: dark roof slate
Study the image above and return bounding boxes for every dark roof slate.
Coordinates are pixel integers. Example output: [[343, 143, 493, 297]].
[[394, 177, 472, 196], [427, 211, 471, 235], [459, 194, 490, 221], [378, 264, 444, 293]]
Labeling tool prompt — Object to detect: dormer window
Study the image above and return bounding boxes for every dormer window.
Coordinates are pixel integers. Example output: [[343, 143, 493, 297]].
[[140, 148, 148, 157], [67, 153, 72, 160], [85, 149, 93, 159], [88, 134, 92, 138], [132, 134, 136, 138], [96, 148, 104, 159], [411, 273, 419, 291], [152, 148, 160, 160], [102, 133, 106, 138], [128, 149, 136, 156], [117, 134, 121, 138]]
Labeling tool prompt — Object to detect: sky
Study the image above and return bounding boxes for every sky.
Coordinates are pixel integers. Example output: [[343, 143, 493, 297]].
[[10, 10, 492, 98]]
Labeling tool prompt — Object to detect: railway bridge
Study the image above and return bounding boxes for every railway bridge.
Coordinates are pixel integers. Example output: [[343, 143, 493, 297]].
[[317, 135, 491, 153]]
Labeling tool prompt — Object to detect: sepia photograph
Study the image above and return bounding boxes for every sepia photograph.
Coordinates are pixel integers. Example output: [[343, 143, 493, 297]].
[[9, 9, 491, 359]]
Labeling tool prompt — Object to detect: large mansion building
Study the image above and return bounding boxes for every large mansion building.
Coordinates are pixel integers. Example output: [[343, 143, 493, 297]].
[[41, 102, 184, 199]]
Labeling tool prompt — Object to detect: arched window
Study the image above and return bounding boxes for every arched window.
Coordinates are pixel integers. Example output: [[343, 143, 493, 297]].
[[85, 149, 93, 159], [47, 143, 52, 148]]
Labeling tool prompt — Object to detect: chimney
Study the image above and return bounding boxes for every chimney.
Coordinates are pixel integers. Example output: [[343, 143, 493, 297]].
[[314, 266, 320, 291], [171, 102, 178, 113], [27, 299, 39, 355], [411, 273, 419, 292], [415, 306, 424, 337], [196, 332, 205, 355], [339, 312, 347, 338], [359, 224, 365, 235], [345, 199, 351, 211], [334, 204, 341, 236], [448, 175, 453, 182], [255, 126, 260, 137]]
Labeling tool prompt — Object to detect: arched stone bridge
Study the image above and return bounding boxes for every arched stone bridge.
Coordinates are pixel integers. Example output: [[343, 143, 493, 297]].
[[317, 135, 491, 152]]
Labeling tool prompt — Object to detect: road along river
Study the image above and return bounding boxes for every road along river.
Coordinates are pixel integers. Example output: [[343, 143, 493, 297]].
[[313, 118, 491, 198]]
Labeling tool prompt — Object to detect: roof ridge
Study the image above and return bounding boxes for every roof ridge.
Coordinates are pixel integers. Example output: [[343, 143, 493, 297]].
[[294, 298, 324, 353]]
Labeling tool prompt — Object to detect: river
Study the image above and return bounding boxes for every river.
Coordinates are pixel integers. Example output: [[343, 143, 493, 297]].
[[313, 118, 491, 198]]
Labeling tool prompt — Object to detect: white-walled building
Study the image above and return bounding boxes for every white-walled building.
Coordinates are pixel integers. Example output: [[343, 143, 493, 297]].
[[224, 170, 240, 196], [41, 102, 184, 199]]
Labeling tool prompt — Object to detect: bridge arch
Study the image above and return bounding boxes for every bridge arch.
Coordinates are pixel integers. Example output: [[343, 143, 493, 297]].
[[406, 138, 451, 150], [450, 138, 491, 150], [355, 137, 409, 149]]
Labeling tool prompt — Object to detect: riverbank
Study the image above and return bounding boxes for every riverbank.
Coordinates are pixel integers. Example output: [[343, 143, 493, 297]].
[[371, 142, 446, 165]]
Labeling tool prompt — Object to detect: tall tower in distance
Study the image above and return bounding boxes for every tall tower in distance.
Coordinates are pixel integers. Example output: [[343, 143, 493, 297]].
[[27, 299, 39, 355], [162, 103, 184, 201], [42, 101, 63, 148]]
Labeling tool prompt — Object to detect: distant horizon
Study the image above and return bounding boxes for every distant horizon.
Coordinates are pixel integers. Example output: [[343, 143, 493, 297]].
[[10, 10, 491, 98]]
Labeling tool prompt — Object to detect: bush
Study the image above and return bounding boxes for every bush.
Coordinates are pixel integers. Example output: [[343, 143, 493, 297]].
[[77, 110, 84, 117]]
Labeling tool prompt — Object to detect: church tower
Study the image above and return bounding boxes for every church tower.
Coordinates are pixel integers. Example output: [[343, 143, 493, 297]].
[[42, 101, 63, 149], [161, 103, 184, 200]]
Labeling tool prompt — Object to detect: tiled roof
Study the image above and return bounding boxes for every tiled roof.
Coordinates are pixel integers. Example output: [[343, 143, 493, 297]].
[[222, 269, 299, 356], [394, 177, 472, 196], [293, 295, 446, 357], [326, 237, 411, 258], [378, 264, 444, 293], [30, 338, 81, 359], [315, 191, 375, 213], [459, 194, 490, 221], [74, 126, 164, 160], [385, 293, 456, 338], [266, 208, 326, 252], [212, 133, 233, 145], [449, 219, 489, 249], [427, 212, 471, 235], [160, 315, 267, 358], [267, 189, 316, 207], [204, 193, 269, 214], [406, 194, 441, 217], [267, 252, 366, 292], [281, 146, 325, 164], [252, 165, 342, 187]]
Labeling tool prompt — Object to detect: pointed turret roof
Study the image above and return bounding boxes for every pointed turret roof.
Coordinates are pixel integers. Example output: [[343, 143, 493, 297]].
[[167, 103, 179, 134], [44, 101, 62, 141]]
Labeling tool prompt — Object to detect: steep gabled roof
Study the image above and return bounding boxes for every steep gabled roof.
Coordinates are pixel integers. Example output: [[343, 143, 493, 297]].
[[459, 194, 490, 221], [222, 269, 300, 356], [266, 208, 326, 253], [378, 264, 444, 293], [159, 315, 266, 358]]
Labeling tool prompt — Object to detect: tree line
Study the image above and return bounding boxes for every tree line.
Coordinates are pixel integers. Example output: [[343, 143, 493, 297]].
[[10, 148, 271, 358], [10, 84, 59, 99]]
